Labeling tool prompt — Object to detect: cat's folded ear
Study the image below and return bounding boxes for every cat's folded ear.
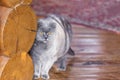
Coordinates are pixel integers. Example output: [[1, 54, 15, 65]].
[[37, 19, 44, 27]]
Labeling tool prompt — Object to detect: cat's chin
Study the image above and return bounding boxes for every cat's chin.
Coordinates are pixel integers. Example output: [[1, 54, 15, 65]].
[[43, 40, 47, 43]]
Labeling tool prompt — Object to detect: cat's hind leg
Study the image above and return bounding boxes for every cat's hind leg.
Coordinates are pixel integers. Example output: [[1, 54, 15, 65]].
[[57, 56, 67, 71]]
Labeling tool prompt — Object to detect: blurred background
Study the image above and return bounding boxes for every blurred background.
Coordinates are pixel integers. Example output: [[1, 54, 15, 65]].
[[32, 0, 120, 33]]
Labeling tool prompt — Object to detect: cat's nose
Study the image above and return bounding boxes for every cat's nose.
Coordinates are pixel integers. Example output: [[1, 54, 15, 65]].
[[43, 33, 48, 40]]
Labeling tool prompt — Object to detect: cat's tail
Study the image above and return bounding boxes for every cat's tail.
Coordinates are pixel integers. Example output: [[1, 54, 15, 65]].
[[68, 47, 75, 56]]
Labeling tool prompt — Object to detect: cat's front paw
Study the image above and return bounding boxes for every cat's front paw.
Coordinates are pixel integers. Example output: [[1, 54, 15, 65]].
[[41, 74, 50, 80], [33, 74, 40, 80]]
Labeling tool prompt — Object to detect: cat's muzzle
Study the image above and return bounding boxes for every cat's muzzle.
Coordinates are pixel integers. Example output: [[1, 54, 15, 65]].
[[43, 39, 48, 43]]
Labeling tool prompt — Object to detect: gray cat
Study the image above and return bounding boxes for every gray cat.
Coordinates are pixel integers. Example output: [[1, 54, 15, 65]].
[[30, 14, 74, 80]]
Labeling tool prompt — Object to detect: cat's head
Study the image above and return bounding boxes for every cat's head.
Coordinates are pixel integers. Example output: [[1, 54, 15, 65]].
[[36, 18, 56, 43]]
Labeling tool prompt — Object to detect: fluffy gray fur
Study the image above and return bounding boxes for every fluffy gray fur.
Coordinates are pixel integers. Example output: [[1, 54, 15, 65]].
[[30, 14, 74, 80]]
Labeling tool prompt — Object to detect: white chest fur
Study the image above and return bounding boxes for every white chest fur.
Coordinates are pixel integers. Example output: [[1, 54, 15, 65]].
[[39, 22, 66, 61]]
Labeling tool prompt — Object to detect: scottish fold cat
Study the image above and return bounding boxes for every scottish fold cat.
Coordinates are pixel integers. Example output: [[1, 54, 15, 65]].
[[30, 14, 74, 80]]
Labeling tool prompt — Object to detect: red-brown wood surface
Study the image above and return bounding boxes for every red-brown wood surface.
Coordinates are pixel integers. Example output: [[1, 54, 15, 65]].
[[46, 24, 120, 80], [0, 23, 120, 80]]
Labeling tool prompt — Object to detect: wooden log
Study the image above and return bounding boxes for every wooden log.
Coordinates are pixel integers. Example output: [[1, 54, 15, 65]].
[[23, 0, 32, 5], [0, 0, 32, 8], [0, 52, 33, 80], [0, 0, 21, 8], [0, 6, 12, 56], [0, 56, 9, 77], [0, 5, 37, 57]]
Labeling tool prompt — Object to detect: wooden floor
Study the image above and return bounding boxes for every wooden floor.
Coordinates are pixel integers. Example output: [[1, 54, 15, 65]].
[[49, 24, 120, 80]]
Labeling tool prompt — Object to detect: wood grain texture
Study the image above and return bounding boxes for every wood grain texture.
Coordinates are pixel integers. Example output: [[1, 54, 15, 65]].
[[0, 1, 36, 79], [0, 6, 12, 56], [0, 5, 37, 57], [0, 52, 33, 80], [47, 24, 120, 80], [0, 0, 32, 8], [0, 56, 9, 77]]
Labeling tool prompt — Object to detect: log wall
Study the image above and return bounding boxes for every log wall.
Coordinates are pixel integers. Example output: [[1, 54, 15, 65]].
[[0, 0, 36, 79]]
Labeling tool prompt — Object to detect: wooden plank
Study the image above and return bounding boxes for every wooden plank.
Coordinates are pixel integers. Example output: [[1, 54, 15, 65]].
[[48, 24, 120, 80]]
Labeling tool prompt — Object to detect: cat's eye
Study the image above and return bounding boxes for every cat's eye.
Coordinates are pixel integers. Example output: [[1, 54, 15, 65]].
[[48, 32, 52, 35], [40, 32, 43, 35]]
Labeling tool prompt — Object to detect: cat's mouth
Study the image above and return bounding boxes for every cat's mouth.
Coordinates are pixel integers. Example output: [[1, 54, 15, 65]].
[[43, 39, 48, 43]]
